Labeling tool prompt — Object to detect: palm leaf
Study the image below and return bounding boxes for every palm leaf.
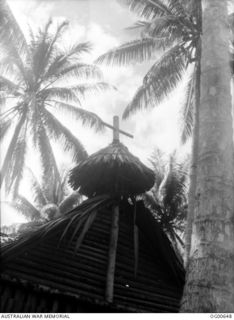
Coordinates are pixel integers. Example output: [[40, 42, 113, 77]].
[[1, 195, 113, 262], [31, 20, 70, 81], [43, 109, 88, 162], [123, 0, 172, 20], [180, 72, 195, 144], [0, 117, 12, 142], [123, 43, 187, 118], [43, 42, 92, 81], [74, 210, 97, 253], [31, 20, 54, 81], [0, 0, 29, 60], [141, 15, 187, 42], [0, 75, 19, 93], [126, 0, 190, 18], [42, 87, 81, 105], [96, 38, 161, 66], [166, 0, 190, 17], [143, 192, 162, 213], [34, 120, 61, 204], [11, 195, 41, 221], [70, 82, 112, 100], [49, 100, 105, 131], [50, 63, 103, 81], [25, 167, 47, 207], [144, 150, 188, 252], [5, 126, 27, 196], [0, 113, 26, 191], [64, 41, 92, 59]]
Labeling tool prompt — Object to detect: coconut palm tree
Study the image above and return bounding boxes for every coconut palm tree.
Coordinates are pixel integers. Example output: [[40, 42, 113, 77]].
[[97, 0, 201, 140], [97, 0, 233, 267], [180, 0, 234, 312], [143, 149, 188, 255], [6, 168, 82, 234], [96, 0, 202, 266], [0, 1, 108, 197]]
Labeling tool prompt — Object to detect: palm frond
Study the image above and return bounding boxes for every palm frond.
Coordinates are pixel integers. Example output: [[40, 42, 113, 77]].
[[51, 63, 103, 81], [74, 210, 97, 253], [42, 87, 81, 105], [1, 195, 113, 261], [25, 167, 47, 207], [126, 20, 150, 30], [64, 41, 92, 59], [31, 20, 54, 80], [0, 75, 19, 93], [43, 83, 111, 105], [123, 43, 187, 118], [0, 113, 26, 191], [47, 20, 69, 50], [12, 195, 41, 221], [180, 72, 195, 144], [34, 120, 61, 204], [31, 20, 70, 81], [43, 42, 92, 81], [149, 148, 167, 188], [166, 0, 190, 17], [125, 0, 190, 19], [70, 82, 113, 100], [43, 109, 88, 162], [144, 149, 188, 252], [96, 38, 161, 66], [56, 196, 112, 248], [123, 0, 172, 20], [143, 192, 162, 214], [50, 100, 105, 131], [0, 117, 12, 142], [141, 15, 187, 42], [0, 8, 29, 85], [0, 0, 29, 60], [5, 124, 27, 196]]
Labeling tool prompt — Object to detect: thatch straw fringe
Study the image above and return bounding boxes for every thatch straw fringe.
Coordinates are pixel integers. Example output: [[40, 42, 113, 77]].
[[69, 141, 155, 197]]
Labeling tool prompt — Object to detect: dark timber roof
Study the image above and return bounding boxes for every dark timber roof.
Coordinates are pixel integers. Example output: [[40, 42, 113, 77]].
[[1, 199, 184, 313]]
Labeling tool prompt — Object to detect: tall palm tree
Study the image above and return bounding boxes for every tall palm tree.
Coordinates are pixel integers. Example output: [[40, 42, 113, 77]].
[[0, 1, 108, 197], [144, 149, 188, 255], [96, 0, 202, 266], [97, 0, 201, 140], [180, 0, 234, 312]]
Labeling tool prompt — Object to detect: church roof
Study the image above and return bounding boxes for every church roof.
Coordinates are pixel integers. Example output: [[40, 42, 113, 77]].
[[1, 198, 184, 313], [1, 118, 185, 312], [69, 141, 155, 197]]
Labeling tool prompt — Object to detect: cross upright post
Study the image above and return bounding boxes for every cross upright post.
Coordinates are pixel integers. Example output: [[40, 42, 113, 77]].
[[113, 115, 119, 142]]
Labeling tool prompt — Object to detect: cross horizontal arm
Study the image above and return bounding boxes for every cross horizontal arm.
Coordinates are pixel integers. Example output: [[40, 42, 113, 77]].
[[102, 121, 134, 139]]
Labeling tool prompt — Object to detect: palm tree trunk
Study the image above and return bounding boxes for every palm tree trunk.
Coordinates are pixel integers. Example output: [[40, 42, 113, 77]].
[[184, 0, 202, 268], [181, 0, 234, 312], [184, 61, 200, 267]]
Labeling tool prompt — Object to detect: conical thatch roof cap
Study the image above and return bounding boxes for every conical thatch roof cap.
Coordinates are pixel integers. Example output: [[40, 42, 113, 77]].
[[69, 141, 155, 197]]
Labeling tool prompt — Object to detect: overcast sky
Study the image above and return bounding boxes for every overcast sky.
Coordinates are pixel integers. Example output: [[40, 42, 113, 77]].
[[2, 0, 190, 225]]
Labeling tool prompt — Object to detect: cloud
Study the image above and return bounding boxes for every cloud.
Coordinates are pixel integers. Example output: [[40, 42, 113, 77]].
[[8, 0, 55, 34]]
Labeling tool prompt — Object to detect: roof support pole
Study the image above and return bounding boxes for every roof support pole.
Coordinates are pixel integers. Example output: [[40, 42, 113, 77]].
[[105, 204, 119, 303]]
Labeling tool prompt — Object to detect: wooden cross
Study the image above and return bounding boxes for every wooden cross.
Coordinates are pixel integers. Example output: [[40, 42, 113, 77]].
[[103, 116, 133, 303], [103, 115, 133, 142]]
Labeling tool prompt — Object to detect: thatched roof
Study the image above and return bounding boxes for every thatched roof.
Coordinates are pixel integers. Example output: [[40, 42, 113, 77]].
[[69, 141, 155, 197], [1, 198, 184, 313]]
